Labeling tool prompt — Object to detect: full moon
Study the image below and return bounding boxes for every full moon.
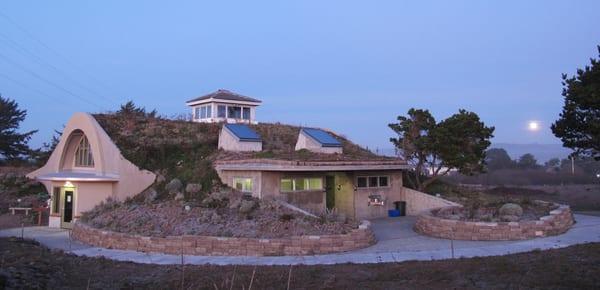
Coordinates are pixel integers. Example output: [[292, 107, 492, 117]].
[[528, 121, 540, 131]]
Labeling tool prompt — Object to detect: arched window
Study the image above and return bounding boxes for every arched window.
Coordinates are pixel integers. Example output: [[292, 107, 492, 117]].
[[74, 135, 94, 167]]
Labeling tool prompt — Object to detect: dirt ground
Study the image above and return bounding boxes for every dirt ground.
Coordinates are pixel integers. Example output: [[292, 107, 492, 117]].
[[0, 237, 598, 289]]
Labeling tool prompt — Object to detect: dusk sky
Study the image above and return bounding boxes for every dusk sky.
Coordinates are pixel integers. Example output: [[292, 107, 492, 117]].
[[1, 1, 599, 151]]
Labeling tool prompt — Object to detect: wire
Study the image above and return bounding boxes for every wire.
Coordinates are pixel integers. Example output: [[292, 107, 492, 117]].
[[0, 32, 118, 103], [0, 51, 104, 109], [0, 11, 121, 98], [0, 72, 70, 106], [0, 32, 117, 105]]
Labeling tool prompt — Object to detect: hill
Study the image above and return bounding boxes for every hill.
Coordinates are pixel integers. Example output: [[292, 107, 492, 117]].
[[92, 112, 384, 194]]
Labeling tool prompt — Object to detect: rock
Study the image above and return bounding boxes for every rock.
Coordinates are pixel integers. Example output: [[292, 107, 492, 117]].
[[185, 183, 202, 194], [143, 188, 158, 203], [228, 198, 241, 209], [447, 214, 462, 220], [500, 215, 520, 222], [165, 178, 182, 193], [239, 199, 257, 214], [201, 192, 229, 208], [499, 203, 523, 217], [184, 205, 191, 211], [174, 192, 185, 201]]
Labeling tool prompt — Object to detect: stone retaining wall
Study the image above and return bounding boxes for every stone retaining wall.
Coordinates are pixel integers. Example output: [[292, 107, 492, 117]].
[[414, 203, 574, 240], [72, 221, 376, 256]]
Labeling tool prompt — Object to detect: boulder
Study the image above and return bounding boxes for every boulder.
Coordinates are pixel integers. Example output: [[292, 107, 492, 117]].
[[500, 215, 520, 222], [201, 192, 229, 208], [499, 203, 523, 217], [185, 183, 202, 194], [239, 199, 257, 214], [174, 192, 185, 201], [143, 188, 158, 203], [165, 178, 182, 193]]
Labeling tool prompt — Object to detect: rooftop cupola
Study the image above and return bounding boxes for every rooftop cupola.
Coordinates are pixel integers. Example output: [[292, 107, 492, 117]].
[[186, 89, 261, 124]]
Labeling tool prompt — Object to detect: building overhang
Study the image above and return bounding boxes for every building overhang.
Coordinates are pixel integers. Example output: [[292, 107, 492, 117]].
[[186, 98, 262, 107], [215, 159, 411, 172], [34, 171, 119, 182]]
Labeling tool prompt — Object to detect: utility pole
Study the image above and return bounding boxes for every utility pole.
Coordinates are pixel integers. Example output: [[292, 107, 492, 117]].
[[571, 156, 575, 175]]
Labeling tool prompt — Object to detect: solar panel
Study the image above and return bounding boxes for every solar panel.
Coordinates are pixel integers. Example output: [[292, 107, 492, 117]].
[[224, 124, 262, 142], [302, 128, 342, 147]]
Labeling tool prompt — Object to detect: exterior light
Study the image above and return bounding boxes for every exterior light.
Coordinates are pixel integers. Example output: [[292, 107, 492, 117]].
[[64, 181, 74, 187]]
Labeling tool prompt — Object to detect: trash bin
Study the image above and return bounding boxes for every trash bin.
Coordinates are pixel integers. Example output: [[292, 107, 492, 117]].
[[388, 209, 400, 217], [393, 201, 407, 216]]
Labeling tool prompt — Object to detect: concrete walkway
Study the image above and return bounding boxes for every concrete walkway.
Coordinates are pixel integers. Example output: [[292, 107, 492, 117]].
[[1, 214, 599, 266]]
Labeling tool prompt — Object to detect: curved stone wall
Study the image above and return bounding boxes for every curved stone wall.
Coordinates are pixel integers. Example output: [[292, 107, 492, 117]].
[[72, 221, 376, 256], [414, 204, 574, 241]]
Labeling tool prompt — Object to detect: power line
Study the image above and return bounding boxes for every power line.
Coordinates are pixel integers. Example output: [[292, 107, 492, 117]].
[[0, 11, 120, 97], [0, 51, 104, 109], [0, 32, 118, 105], [0, 72, 70, 106]]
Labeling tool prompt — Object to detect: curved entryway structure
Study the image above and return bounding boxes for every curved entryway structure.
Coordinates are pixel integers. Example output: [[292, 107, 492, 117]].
[[27, 112, 155, 229]]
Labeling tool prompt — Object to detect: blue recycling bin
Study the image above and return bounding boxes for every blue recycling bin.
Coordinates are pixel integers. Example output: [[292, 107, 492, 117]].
[[388, 209, 401, 217]]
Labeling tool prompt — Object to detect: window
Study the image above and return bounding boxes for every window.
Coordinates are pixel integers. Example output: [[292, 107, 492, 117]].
[[379, 176, 389, 187], [194, 107, 200, 119], [357, 176, 389, 188], [228, 106, 242, 119], [52, 187, 60, 214], [217, 105, 226, 118], [233, 177, 253, 192], [280, 177, 323, 192], [357, 177, 367, 188], [206, 105, 212, 118], [74, 135, 94, 167], [242, 107, 251, 120], [200, 106, 207, 118], [369, 176, 378, 187]]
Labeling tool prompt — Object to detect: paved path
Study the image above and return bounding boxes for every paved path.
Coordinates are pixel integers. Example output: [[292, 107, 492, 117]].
[[1, 214, 599, 266]]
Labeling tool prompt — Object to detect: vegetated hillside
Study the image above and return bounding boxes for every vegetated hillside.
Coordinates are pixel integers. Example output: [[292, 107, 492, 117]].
[[93, 113, 385, 194]]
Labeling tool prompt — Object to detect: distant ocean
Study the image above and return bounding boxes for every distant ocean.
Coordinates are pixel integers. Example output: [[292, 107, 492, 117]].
[[377, 143, 572, 163]]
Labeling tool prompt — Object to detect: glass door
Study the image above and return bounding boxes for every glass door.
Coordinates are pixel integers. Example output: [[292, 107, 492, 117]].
[[60, 188, 75, 229]]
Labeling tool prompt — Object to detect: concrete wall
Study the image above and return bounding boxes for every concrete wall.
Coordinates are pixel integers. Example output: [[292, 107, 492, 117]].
[[217, 169, 417, 219], [400, 187, 460, 216], [218, 127, 262, 152], [351, 171, 404, 220], [294, 131, 342, 154], [48, 180, 114, 224], [216, 168, 462, 220]]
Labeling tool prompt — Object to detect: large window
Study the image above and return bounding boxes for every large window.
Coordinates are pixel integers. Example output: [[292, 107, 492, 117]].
[[233, 177, 253, 192], [194, 107, 200, 119], [74, 135, 94, 167], [242, 107, 251, 120], [280, 177, 323, 192], [227, 106, 242, 119], [196, 105, 212, 119], [217, 105, 226, 118], [357, 176, 389, 188]]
